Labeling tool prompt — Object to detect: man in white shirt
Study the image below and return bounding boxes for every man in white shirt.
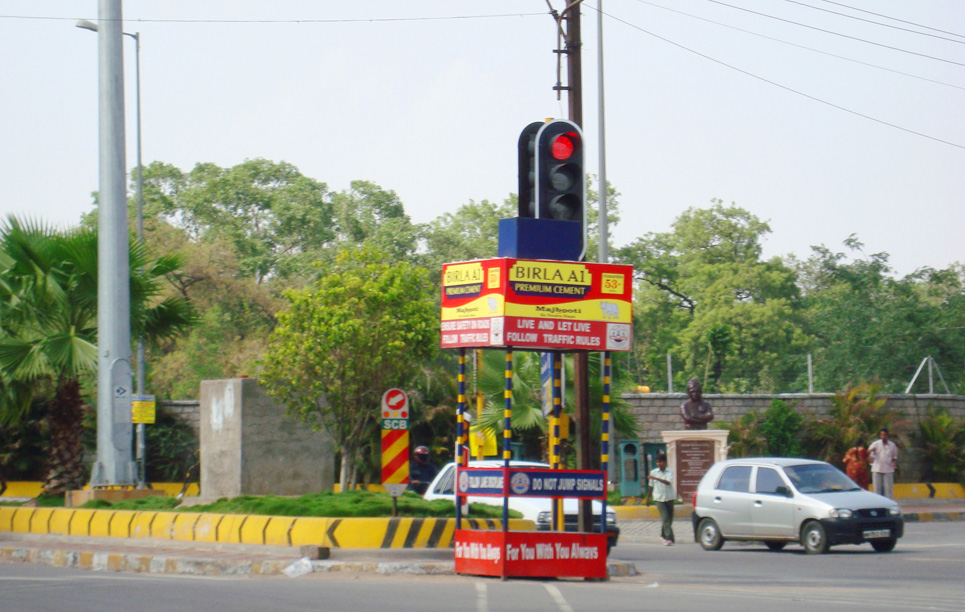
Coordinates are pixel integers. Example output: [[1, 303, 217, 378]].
[[648, 453, 676, 545], [868, 428, 898, 499]]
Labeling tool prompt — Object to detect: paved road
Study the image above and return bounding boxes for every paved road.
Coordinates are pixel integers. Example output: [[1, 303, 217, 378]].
[[1, 522, 962, 612]]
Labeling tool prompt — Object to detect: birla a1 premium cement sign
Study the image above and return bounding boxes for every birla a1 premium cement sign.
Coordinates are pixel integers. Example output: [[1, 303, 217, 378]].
[[440, 258, 633, 352]]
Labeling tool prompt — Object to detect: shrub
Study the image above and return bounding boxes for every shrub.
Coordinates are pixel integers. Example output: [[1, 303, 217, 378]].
[[914, 407, 965, 483], [759, 399, 805, 457], [144, 410, 198, 484], [719, 400, 805, 458], [718, 410, 767, 458]]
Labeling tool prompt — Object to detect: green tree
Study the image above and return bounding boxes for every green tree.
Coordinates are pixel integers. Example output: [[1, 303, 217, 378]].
[[792, 239, 965, 393], [132, 163, 426, 400], [260, 247, 438, 488], [147, 223, 279, 398], [136, 159, 336, 285], [331, 180, 419, 261], [0, 218, 196, 494], [616, 201, 807, 392], [419, 197, 515, 273]]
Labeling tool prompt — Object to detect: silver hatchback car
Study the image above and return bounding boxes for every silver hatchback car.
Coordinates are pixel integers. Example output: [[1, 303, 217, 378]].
[[692, 457, 903, 554]]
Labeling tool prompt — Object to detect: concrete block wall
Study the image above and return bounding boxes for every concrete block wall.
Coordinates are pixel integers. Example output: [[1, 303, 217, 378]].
[[622, 392, 965, 481], [159, 399, 201, 435], [200, 378, 335, 500]]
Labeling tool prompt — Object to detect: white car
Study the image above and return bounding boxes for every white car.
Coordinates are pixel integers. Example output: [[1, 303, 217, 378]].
[[692, 457, 904, 554], [423, 460, 620, 551]]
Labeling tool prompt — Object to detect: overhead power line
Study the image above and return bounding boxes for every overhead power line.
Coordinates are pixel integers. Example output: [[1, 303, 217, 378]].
[[596, 7, 965, 150], [701, 0, 965, 68], [782, 0, 965, 45], [631, 0, 965, 90], [814, 0, 965, 40], [0, 12, 547, 25]]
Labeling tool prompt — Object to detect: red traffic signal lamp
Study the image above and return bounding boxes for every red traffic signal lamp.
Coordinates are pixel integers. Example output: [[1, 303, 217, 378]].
[[535, 120, 584, 224]]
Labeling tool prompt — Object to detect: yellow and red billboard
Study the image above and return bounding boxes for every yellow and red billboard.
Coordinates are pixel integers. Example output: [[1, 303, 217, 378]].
[[441, 258, 633, 352]]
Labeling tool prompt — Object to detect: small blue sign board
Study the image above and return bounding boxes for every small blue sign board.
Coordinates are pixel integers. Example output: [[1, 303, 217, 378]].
[[456, 467, 606, 499]]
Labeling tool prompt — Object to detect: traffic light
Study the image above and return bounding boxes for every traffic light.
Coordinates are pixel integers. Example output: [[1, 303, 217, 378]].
[[535, 119, 585, 226], [517, 121, 542, 218], [502, 119, 585, 261]]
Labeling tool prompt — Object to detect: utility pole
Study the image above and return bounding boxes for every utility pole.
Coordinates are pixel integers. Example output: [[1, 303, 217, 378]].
[[558, 0, 593, 534]]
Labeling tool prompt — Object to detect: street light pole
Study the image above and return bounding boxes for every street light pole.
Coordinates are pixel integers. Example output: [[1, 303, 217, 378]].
[[129, 29, 147, 490], [76, 21, 141, 243], [596, 0, 608, 265], [77, 5, 139, 487]]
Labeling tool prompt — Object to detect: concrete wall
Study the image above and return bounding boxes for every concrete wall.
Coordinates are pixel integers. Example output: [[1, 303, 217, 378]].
[[159, 399, 201, 435], [622, 392, 965, 480], [200, 378, 335, 499]]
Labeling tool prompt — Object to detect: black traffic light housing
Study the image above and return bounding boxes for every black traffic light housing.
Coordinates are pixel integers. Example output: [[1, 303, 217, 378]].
[[502, 119, 586, 262], [517, 121, 543, 218]]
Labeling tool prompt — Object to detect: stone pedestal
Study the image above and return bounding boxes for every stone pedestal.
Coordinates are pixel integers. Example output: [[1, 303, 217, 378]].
[[661, 429, 729, 503], [200, 378, 335, 501]]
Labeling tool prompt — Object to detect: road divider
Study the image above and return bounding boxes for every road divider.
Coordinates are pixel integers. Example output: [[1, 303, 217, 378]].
[[0, 506, 533, 549]]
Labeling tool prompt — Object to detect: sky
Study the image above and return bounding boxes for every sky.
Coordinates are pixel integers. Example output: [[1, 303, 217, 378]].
[[1, 1, 962, 277]]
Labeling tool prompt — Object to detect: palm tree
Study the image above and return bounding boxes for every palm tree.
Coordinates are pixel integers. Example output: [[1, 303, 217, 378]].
[[474, 351, 639, 467], [0, 217, 196, 495]]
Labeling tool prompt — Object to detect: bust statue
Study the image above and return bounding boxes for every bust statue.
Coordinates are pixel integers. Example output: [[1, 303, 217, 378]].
[[680, 378, 714, 430]]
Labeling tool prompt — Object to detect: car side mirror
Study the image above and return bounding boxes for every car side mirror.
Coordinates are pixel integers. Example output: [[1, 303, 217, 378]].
[[776, 485, 792, 498]]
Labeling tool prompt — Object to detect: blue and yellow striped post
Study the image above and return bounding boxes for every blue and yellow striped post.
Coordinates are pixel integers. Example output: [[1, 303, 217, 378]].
[[456, 349, 467, 527], [502, 349, 513, 530], [551, 353, 562, 470], [601, 352, 612, 533], [551, 353, 564, 532]]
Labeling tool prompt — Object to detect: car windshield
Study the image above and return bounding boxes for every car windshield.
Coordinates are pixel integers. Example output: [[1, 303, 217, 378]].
[[783, 464, 861, 493]]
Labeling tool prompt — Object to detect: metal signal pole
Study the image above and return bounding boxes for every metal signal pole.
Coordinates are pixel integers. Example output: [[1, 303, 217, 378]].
[[558, 0, 593, 535]]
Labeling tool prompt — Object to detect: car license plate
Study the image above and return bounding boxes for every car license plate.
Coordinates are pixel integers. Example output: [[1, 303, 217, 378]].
[[863, 529, 890, 539]]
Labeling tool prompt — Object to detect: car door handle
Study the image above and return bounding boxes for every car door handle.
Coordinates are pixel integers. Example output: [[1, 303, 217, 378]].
[[713, 496, 722, 503], [754, 500, 763, 507]]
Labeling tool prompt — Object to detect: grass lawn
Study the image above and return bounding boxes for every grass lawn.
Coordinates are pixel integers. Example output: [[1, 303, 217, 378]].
[[29, 489, 519, 519]]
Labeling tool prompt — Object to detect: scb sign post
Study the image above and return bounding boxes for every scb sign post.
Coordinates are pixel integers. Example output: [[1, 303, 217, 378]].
[[380, 388, 410, 516]]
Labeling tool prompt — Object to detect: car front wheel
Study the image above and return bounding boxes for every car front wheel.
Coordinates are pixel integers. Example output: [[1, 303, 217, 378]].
[[801, 521, 829, 554], [871, 538, 897, 553], [697, 518, 724, 551]]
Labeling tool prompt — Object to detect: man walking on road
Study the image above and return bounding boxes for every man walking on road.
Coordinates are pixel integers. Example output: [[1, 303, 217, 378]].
[[648, 453, 676, 546], [869, 428, 899, 499]]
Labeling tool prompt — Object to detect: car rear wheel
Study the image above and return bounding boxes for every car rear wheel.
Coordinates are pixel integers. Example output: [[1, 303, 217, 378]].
[[697, 518, 724, 551], [765, 541, 787, 551], [801, 521, 829, 554], [871, 538, 897, 553]]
